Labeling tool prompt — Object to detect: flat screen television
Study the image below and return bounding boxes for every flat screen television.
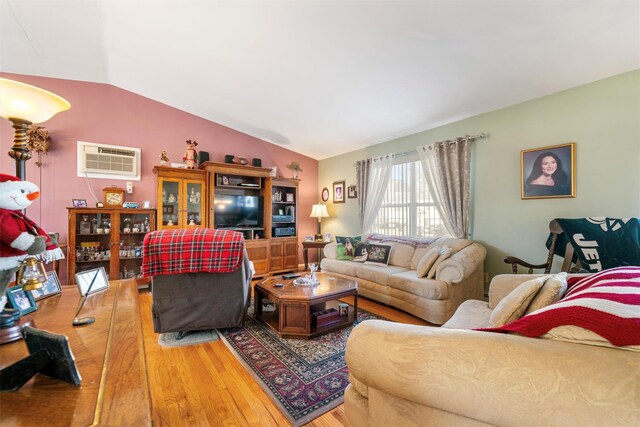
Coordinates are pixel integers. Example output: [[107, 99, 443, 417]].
[[213, 195, 262, 228]]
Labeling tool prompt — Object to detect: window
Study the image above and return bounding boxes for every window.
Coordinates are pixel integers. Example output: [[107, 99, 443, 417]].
[[370, 160, 447, 237]]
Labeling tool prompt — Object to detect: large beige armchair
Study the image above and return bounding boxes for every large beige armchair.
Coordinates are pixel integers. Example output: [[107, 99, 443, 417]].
[[344, 274, 640, 426]]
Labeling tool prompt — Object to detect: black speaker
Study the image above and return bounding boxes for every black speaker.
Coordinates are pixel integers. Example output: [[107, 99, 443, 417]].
[[198, 151, 209, 165], [252, 158, 262, 167], [224, 155, 234, 164]]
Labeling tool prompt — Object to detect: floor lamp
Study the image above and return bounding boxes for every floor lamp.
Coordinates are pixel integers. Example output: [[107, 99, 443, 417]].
[[0, 78, 70, 180]]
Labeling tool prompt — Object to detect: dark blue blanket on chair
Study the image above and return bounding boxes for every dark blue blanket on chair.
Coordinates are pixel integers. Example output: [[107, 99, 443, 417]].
[[546, 217, 640, 272]]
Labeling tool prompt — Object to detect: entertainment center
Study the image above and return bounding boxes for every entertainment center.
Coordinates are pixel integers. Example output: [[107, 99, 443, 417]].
[[154, 162, 300, 277]]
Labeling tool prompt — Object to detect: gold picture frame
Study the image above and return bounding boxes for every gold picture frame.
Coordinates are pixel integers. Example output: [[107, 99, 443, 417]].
[[521, 143, 575, 199]]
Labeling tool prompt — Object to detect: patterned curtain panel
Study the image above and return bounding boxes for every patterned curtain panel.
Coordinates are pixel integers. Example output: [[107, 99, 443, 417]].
[[355, 159, 371, 229], [362, 154, 395, 234], [418, 136, 472, 239]]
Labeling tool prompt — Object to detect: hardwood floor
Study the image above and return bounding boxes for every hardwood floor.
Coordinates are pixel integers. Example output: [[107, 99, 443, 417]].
[[139, 289, 432, 426]]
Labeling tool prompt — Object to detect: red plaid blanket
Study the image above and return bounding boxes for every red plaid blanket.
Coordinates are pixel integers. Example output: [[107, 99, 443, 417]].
[[142, 228, 245, 277]]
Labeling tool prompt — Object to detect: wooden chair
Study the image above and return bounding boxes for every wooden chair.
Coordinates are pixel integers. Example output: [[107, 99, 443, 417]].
[[504, 219, 580, 274]]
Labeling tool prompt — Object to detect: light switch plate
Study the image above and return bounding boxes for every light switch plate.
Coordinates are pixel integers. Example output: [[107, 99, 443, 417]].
[[126, 181, 133, 194]]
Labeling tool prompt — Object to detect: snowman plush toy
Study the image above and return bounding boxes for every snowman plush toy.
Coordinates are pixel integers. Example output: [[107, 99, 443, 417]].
[[0, 174, 63, 324]]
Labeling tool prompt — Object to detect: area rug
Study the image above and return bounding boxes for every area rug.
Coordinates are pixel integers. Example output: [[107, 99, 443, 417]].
[[218, 304, 383, 426], [158, 329, 219, 347]]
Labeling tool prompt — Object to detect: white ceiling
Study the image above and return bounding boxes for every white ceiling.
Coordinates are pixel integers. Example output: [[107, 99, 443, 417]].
[[1, 1, 639, 160]]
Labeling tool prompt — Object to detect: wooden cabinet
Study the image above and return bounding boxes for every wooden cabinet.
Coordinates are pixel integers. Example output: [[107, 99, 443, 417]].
[[153, 166, 206, 229], [270, 237, 298, 273], [67, 208, 156, 285]]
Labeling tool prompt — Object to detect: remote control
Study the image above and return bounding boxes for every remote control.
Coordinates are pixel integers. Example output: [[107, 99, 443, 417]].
[[274, 283, 284, 288]]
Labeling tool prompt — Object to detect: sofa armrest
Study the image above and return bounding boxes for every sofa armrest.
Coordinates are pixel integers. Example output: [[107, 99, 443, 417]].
[[346, 320, 640, 427], [435, 242, 486, 283], [323, 242, 337, 259]]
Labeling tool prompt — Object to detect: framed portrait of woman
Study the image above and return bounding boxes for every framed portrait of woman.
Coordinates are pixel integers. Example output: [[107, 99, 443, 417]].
[[521, 143, 575, 199]]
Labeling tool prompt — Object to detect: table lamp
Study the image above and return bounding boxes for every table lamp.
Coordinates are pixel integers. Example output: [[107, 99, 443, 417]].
[[0, 78, 70, 180], [310, 204, 329, 241]]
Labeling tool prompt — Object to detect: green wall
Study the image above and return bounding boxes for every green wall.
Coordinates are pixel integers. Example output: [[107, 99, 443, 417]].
[[318, 70, 640, 286]]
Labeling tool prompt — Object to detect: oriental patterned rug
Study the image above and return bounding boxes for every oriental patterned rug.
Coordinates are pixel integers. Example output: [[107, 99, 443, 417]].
[[218, 303, 383, 426]]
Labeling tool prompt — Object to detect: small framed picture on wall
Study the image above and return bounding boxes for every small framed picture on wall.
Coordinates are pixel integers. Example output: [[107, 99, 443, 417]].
[[347, 185, 357, 199], [333, 181, 345, 204]]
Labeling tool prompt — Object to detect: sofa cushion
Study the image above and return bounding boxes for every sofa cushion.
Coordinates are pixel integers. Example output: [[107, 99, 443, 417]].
[[336, 235, 361, 260], [409, 238, 470, 270], [482, 267, 640, 350], [417, 246, 441, 278], [427, 246, 452, 279], [321, 258, 358, 276], [488, 277, 545, 327], [387, 270, 449, 300], [525, 273, 568, 314], [356, 263, 408, 286], [364, 244, 392, 266]]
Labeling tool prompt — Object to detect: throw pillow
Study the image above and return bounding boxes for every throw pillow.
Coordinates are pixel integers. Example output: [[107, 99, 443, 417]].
[[352, 242, 369, 262], [488, 277, 545, 327], [525, 273, 568, 314], [480, 267, 640, 349], [335, 236, 361, 260], [416, 246, 441, 278], [364, 244, 392, 266], [427, 246, 453, 279]]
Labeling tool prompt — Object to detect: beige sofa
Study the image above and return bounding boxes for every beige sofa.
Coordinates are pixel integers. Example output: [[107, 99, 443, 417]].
[[320, 235, 486, 324], [344, 274, 640, 427]]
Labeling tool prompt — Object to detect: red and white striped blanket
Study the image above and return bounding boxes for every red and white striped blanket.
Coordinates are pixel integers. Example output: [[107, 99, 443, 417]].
[[142, 228, 245, 277], [480, 267, 640, 347]]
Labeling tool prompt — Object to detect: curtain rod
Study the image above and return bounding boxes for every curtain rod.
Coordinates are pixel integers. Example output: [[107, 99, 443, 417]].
[[396, 133, 486, 158], [354, 133, 486, 165]]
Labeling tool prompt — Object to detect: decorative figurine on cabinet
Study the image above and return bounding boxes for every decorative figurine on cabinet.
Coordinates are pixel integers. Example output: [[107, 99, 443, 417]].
[[159, 150, 169, 166], [183, 140, 198, 169]]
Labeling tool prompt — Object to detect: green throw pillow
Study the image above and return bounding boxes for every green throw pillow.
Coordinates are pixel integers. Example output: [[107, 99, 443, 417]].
[[336, 236, 362, 260]]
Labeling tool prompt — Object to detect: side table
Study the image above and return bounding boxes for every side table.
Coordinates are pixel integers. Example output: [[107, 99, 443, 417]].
[[302, 240, 330, 271]]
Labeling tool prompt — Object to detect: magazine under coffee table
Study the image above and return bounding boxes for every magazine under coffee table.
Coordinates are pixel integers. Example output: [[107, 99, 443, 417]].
[[253, 273, 358, 339]]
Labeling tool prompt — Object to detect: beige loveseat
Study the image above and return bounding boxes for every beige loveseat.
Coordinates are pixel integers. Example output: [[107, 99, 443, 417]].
[[344, 274, 640, 426], [320, 234, 486, 324]]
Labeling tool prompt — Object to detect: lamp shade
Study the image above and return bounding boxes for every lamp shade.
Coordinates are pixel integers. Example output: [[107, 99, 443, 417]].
[[310, 204, 329, 219], [0, 78, 70, 123]]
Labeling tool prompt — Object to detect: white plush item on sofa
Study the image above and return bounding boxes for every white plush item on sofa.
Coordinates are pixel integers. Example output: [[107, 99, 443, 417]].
[[344, 273, 640, 427], [525, 272, 567, 314], [320, 234, 486, 324]]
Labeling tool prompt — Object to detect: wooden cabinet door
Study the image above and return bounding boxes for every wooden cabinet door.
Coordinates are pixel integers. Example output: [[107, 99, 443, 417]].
[[269, 240, 284, 271], [158, 177, 181, 229], [246, 240, 269, 276], [283, 238, 299, 270], [183, 179, 205, 228]]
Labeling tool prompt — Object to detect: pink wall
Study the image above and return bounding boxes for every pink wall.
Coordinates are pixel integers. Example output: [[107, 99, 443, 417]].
[[0, 73, 319, 283]]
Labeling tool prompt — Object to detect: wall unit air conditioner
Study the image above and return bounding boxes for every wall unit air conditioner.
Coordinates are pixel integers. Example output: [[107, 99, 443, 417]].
[[77, 141, 141, 180]]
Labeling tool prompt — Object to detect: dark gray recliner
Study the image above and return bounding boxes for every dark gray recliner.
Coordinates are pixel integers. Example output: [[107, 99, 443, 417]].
[[150, 249, 252, 334]]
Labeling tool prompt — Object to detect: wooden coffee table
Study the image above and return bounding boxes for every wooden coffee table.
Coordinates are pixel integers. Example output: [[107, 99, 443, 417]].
[[253, 273, 358, 339]]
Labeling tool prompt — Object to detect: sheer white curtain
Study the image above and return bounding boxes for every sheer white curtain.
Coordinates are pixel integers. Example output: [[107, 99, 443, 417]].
[[362, 154, 395, 233], [417, 145, 456, 237]]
